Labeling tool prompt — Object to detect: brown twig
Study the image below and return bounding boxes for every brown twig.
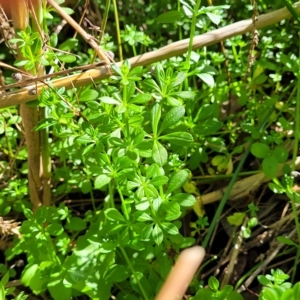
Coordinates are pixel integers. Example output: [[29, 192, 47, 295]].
[[0, 61, 106, 92], [47, 0, 112, 64], [237, 228, 297, 293]]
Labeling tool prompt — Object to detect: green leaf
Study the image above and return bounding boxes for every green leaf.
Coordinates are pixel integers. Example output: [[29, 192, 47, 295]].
[[50, 33, 58, 47], [206, 137, 226, 152], [105, 208, 125, 222], [146, 163, 160, 179], [194, 119, 222, 135], [194, 288, 213, 299], [206, 12, 221, 25], [25, 60, 35, 71], [59, 38, 78, 51], [36, 205, 48, 223], [35, 118, 57, 130], [79, 89, 99, 102], [135, 200, 150, 211], [82, 144, 94, 157], [100, 96, 120, 105], [1, 272, 9, 286], [257, 275, 272, 286], [14, 59, 29, 67], [131, 93, 152, 104], [159, 106, 185, 134], [59, 54, 76, 63], [197, 73, 215, 86], [167, 169, 189, 193], [80, 179, 92, 194], [46, 223, 64, 236], [7, 115, 21, 125], [170, 193, 196, 207], [48, 280, 72, 300], [150, 176, 168, 186], [268, 182, 285, 194], [169, 72, 186, 89], [109, 137, 124, 146], [163, 202, 181, 221], [152, 224, 163, 245], [160, 132, 193, 146], [156, 11, 182, 23], [160, 222, 179, 235], [273, 146, 288, 163], [194, 104, 215, 122], [95, 174, 111, 189], [152, 141, 168, 166], [251, 143, 270, 158], [75, 134, 94, 144], [106, 265, 128, 282], [21, 264, 39, 287], [277, 236, 297, 246], [66, 217, 87, 231], [208, 276, 219, 291], [141, 224, 153, 240], [227, 291, 244, 300], [111, 64, 122, 76], [291, 282, 300, 299], [227, 212, 245, 226], [136, 212, 152, 221], [0, 283, 4, 300], [173, 91, 195, 99], [151, 103, 161, 136], [262, 155, 279, 179]]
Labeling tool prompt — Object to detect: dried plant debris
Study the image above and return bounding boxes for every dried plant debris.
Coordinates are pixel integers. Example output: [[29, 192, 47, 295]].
[[0, 217, 20, 238]]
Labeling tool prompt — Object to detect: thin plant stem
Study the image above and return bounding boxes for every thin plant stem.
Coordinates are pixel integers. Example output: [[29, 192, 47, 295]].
[[112, 0, 123, 60], [122, 85, 131, 140], [290, 32, 300, 284], [116, 186, 129, 220], [283, 1, 300, 282], [119, 246, 149, 300], [186, 0, 201, 66], [202, 108, 273, 248], [91, 0, 111, 63]]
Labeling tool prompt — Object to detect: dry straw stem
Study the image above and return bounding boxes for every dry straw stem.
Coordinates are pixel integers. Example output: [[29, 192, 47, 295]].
[[201, 156, 300, 205], [47, 0, 111, 64], [0, 2, 300, 108]]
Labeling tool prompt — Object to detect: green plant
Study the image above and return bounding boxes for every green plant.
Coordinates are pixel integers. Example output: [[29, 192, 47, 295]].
[[258, 269, 300, 300], [191, 276, 243, 300]]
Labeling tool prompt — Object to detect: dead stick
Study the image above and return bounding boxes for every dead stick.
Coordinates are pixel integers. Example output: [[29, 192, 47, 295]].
[[46, 0, 112, 64]]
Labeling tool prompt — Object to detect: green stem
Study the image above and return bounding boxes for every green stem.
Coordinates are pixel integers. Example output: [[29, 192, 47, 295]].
[[119, 246, 149, 300], [112, 0, 123, 60], [178, 0, 182, 41], [99, 0, 110, 45], [116, 186, 130, 220], [289, 33, 300, 282], [290, 193, 300, 282], [186, 0, 201, 67], [122, 85, 131, 140], [202, 108, 273, 248], [91, 0, 111, 63], [107, 181, 115, 209]]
